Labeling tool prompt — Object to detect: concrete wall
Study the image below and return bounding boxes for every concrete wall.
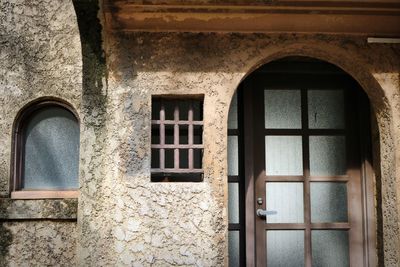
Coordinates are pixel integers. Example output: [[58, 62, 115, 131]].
[[75, 31, 400, 266], [0, 0, 81, 266], [1, 0, 400, 266]]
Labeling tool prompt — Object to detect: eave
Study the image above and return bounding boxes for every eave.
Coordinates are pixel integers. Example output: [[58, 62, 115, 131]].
[[103, 1, 400, 36]]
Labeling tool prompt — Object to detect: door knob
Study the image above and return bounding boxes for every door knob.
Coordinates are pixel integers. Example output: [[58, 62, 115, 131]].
[[256, 209, 277, 218]]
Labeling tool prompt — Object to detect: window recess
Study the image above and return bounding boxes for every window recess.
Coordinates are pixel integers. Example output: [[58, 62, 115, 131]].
[[151, 96, 204, 182], [11, 100, 80, 199]]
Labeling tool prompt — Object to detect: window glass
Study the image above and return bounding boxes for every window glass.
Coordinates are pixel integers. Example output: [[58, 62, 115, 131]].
[[265, 90, 301, 129], [23, 106, 79, 189]]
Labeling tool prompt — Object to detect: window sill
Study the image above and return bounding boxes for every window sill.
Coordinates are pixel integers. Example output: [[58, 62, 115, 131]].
[[11, 190, 79, 199], [151, 172, 203, 182]]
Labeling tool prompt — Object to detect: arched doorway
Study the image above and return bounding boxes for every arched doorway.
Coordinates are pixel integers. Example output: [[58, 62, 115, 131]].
[[227, 57, 376, 266]]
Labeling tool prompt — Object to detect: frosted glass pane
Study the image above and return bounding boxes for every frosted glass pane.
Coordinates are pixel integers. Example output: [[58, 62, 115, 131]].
[[228, 93, 238, 129], [267, 230, 304, 267], [265, 90, 301, 129], [310, 136, 346, 176], [265, 136, 303, 175], [308, 90, 345, 129], [228, 136, 239, 176], [266, 182, 304, 223], [23, 107, 79, 189], [228, 231, 240, 267], [312, 230, 349, 267], [228, 183, 239, 224], [311, 182, 348, 222]]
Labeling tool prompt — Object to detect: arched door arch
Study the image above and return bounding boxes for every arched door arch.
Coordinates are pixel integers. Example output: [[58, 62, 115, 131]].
[[227, 57, 378, 266]]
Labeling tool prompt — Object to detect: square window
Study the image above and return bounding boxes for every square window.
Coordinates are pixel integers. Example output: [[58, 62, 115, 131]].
[[151, 96, 204, 182]]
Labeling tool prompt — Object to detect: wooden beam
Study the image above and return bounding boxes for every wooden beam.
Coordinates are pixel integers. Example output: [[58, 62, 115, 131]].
[[103, 1, 400, 36]]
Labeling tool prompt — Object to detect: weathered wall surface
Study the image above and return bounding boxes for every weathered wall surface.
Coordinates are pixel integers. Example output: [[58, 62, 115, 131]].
[[0, 221, 77, 267], [1, 0, 400, 266], [0, 0, 82, 195], [73, 31, 400, 266], [0, 0, 81, 266]]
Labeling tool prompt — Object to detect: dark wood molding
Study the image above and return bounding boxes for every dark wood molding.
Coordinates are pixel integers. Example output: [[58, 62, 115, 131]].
[[103, 0, 400, 36]]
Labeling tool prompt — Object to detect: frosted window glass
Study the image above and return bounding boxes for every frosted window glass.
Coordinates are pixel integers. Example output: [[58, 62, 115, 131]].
[[228, 183, 239, 224], [267, 230, 304, 267], [23, 107, 79, 189], [228, 231, 240, 267], [312, 230, 349, 267], [308, 90, 345, 129], [228, 136, 239, 176], [265, 136, 303, 175], [228, 93, 238, 129], [311, 182, 348, 222], [265, 90, 301, 129], [266, 182, 304, 223], [309, 136, 346, 176]]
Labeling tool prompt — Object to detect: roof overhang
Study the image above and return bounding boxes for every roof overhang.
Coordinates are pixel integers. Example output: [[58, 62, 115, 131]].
[[103, 1, 400, 36]]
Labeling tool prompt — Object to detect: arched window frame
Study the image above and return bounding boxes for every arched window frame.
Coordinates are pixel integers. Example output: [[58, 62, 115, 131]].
[[10, 99, 80, 199]]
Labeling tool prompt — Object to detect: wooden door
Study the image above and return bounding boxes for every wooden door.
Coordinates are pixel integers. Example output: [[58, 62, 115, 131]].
[[227, 71, 373, 267]]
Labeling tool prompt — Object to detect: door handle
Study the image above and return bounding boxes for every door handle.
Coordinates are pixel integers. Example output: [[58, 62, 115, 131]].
[[256, 209, 277, 218]]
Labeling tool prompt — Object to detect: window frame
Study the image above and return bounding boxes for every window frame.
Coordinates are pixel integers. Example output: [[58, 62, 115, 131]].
[[151, 96, 204, 182], [10, 99, 80, 199]]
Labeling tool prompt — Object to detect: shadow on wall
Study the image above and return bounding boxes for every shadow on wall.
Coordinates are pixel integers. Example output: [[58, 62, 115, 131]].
[[72, 0, 109, 264], [72, 0, 107, 101], [0, 223, 12, 266]]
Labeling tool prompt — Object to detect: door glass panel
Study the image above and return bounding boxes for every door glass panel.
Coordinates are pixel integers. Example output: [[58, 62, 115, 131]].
[[267, 230, 305, 267], [228, 183, 239, 224], [308, 90, 345, 129], [311, 182, 348, 222], [312, 230, 349, 267], [266, 182, 304, 223], [228, 92, 238, 129], [309, 136, 346, 176], [265, 136, 303, 175], [228, 231, 240, 267], [265, 90, 301, 129], [228, 136, 239, 176]]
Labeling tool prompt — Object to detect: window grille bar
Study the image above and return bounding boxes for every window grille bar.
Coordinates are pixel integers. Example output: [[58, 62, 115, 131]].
[[151, 144, 203, 149], [174, 102, 180, 169], [151, 97, 203, 179], [151, 168, 203, 173], [188, 101, 194, 170], [159, 102, 165, 169], [151, 120, 203, 125]]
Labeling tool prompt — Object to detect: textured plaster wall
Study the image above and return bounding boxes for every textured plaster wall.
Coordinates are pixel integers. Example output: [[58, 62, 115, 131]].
[[0, 0, 81, 265], [1, 0, 400, 266], [0, 221, 77, 267], [0, 0, 82, 195], [73, 30, 400, 266]]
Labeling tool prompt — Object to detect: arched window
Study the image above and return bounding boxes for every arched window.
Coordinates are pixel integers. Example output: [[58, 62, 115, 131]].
[[11, 100, 80, 199]]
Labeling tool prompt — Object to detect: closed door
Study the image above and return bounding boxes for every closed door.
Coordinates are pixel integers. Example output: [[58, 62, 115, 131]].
[[227, 68, 374, 266]]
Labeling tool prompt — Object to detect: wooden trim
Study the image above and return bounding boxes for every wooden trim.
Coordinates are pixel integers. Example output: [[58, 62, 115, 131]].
[[11, 190, 79, 199], [243, 80, 256, 267], [104, 1, 400, 35]]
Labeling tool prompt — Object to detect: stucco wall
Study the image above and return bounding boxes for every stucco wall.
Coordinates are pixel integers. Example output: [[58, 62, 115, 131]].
[[1, 0, 400, 266], [74, 31, 400, 266], [0, 0, 81, 265], [0, 0, 82, 195], [0, 221, 77, 267]]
